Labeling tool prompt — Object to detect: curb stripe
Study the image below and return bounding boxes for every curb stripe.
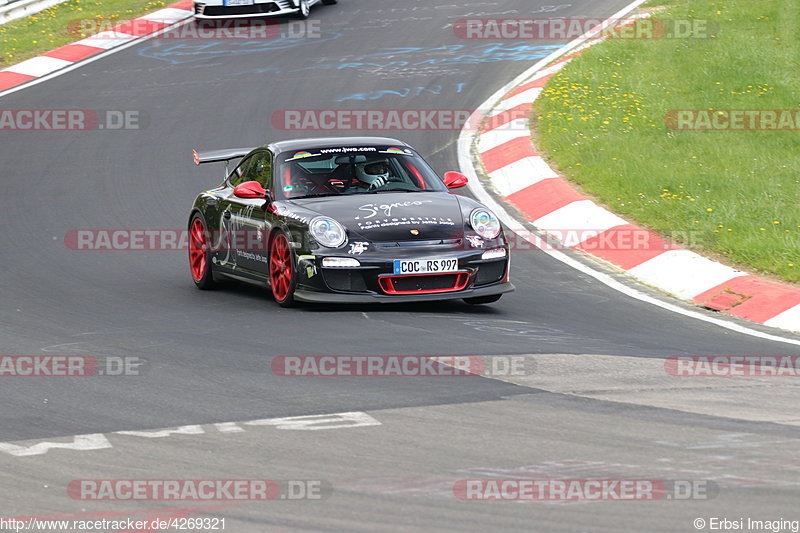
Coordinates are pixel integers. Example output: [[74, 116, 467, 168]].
[[140, 7, 194, 21], [110, 19, 168, 36], [472, 19, 800, 334], [575, 224, 677, 271], [765, 305, 800, 331], [461, 0, 800, 343], [488, 156, 556, 197], [490, 87, 542, 117], [0, 3, 192, 94], [43, 44, 106, 62], [0, 71, 36, 90], [477, 118, 530, 153], [482, 104, 533, 133], [626, 250, 746, 300], [4, 56, 72, 77], [76, 31, 139, 50], [693, 276, 800, 323], [505, 73, 555, 99], [534, 200, 628, 239], [480, 137, 537, 174], [504, 178, 583, 221]]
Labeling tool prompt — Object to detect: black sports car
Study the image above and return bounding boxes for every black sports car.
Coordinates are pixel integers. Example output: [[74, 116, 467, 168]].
[[188, 137, 513, 306]]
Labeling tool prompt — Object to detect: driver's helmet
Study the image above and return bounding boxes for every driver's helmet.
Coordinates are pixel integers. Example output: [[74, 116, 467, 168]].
[[355, 159, 390, 186]]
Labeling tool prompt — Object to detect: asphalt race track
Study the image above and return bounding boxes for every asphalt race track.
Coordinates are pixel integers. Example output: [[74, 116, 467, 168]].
[[2, 0, 800, 531]]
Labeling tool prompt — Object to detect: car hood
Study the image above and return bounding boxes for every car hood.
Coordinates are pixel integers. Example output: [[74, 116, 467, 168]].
[[288, 192, 465, 242]]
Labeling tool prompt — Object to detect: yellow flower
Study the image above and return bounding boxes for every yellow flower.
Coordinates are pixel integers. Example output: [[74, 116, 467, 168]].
[[706, 208, 714, 212]]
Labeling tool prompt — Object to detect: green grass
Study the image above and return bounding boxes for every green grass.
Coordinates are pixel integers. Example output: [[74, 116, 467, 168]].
[[0, 0, 169, 67], [535, 0, 800, 283]]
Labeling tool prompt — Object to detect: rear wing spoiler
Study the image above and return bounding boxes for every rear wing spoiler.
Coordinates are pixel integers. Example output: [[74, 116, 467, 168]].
[[192, 147, 256, 165], [193, 147, 257, 177]]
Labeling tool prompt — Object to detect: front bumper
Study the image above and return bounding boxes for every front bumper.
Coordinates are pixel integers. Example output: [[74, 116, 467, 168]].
[[294, 282, 515, 304], [193, 1, 298, 19], [293, 245, 512, 303]]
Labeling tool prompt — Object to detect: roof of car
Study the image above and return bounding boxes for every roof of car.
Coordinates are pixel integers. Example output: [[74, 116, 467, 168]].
[[268, 137, 411, 153]]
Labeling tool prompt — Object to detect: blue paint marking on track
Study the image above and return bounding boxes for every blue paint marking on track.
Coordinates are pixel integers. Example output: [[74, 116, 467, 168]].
[[289, 43, 563, 73], [136, 32, 343, 64], [337, 83, 469, 102], [225, 43, 561, 78], [138, 39, 561, 73]]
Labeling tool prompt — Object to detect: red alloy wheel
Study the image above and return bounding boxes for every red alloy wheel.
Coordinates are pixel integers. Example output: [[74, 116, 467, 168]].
[[270, 233, 294, 303], [189, 217, 208, 282]]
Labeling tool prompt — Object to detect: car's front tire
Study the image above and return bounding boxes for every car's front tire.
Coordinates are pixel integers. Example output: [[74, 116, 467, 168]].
[[321, 0, 337, 4], [269, 231, 297, 307], [189, 213, 217, 290], [463, 294, 502, 305], [296, 0, 310, 18]]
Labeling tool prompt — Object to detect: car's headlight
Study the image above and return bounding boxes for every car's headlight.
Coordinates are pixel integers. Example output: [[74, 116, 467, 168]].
[[309, 216, 347, 248], [470, 208, 501, 239]]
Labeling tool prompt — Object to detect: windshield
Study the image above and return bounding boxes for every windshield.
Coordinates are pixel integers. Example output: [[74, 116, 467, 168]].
[[275, 145, 448, 200]]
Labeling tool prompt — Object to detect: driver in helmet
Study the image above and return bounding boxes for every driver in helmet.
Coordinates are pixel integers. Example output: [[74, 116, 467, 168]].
[[355, 159, 392, 190]]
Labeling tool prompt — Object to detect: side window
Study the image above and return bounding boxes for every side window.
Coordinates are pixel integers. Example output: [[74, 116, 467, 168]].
[[241, 151, 273, 190], [229, 156, 255, 188]]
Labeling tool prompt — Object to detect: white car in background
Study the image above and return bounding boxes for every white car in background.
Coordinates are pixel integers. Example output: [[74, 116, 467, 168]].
[[194, 0, 336, 20]]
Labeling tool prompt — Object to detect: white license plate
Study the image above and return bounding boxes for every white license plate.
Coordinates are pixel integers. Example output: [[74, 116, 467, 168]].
[[224, 0, 254, 5], [393, 258, 459, 275]]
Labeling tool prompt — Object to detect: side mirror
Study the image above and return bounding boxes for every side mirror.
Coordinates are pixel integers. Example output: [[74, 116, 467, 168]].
[[443, 171, 469, 189], [233, 180, 267, 199]]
